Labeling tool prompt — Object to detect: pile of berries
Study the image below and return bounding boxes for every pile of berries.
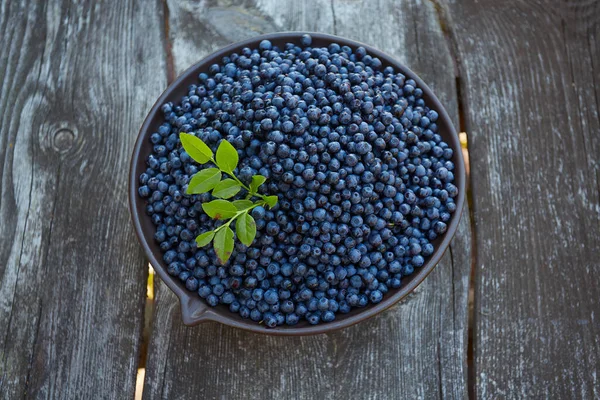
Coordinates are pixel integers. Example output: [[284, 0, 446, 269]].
[[138, 34, 458, 327]]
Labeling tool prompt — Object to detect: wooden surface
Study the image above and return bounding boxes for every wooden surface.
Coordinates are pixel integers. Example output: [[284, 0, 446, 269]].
[[142, 0, 471, 399], [2, 0, 600, 399], [442, 0, 600, 397], [0, 0, 166, 397]]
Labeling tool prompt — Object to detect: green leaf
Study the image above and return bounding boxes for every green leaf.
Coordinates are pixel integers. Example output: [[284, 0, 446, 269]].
[[215, 140, 239, 174], [202, 199, 238, 220], [232, 199, 254, 210], [212, 179, 241, 199], [249, 175, 267, 194], [214, 226, 234, 264], [180, 133, 213, 163], [186, 168, 221, 194], [264, 195, 278, 208], [236, 212, 257, 246], [195, 231, 214, 247]]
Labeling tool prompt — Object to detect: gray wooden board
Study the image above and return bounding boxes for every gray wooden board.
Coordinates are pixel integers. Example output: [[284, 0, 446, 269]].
[[143, 1, 472, 399], [0, 0, 167, 397], [442, 0, 600, 398]]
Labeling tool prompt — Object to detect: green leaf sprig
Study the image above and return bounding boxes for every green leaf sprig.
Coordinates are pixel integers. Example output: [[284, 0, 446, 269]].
[[180, 133, 278, 264]]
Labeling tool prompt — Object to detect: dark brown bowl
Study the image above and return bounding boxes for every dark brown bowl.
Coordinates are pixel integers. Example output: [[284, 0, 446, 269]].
[[129, 32, 465, 335]]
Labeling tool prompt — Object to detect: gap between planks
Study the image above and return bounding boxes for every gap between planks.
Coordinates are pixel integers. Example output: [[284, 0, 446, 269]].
[[429, 0, 478, 398], [136, 1, 175, 398]]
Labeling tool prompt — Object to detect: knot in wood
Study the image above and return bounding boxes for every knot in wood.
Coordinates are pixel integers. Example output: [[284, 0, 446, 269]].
[[52, 128, 75, 153]]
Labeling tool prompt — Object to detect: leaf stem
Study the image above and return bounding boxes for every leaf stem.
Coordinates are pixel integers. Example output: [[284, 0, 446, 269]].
[[212, 201, 266, 233], [209, 156, 268, 201]]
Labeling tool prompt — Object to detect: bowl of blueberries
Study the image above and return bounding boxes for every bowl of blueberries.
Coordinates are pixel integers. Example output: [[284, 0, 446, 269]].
[[129, 32, 465, 335]]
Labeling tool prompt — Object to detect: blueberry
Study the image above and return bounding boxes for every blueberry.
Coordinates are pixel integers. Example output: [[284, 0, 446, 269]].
[[262, 312, 277, 327], [185, 277, 199, 291], [207, 294, 219, 307], [317, 297, 329, 311], [369, 290, 383, 303], [198, 285, 212, 298], [222, 291, 235, 304], [157, 181, 169, 193], [163, 250, 177, 264], [252, 206, 266, 219], [350, 275, 363, 289], [239, 306, 250, 319], [264, 289, 278, 305], [138, 185, 151, 197], [213, 284, 225, 296], [230, 301, 241, 313], [307, 312, 320, 325], [347, 248, 361, 263], [358, 294, 369, 307], [252, 288, 264, 301], [434, 221, 447, 234], [257, 41, 274, 55], [281, 299, 295, 313], [350, 216, 363, 228], [299, 287, 312, 300], [322, 311, 335, 322], [250, 309, 262, 321], [296, 303, 308, 316], [286, 313, 300, 325], [266, 221, 280, 236]]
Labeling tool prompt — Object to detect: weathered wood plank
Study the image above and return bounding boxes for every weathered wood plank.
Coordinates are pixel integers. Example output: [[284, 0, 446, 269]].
[[143, 1, 471, 399], [443, 0, 600, 397], [0, 0, 167, 397]]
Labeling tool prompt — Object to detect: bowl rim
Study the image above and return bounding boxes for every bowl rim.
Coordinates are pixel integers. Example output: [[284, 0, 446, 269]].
[[129, 31, 465, 336]]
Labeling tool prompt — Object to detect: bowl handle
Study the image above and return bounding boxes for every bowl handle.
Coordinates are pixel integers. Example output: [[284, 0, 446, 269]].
[[179, 296, 215, 325]]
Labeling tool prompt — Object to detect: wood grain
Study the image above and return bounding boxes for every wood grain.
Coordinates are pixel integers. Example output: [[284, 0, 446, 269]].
[[443, 0, 600, 397], [0, 0, 167, 397], [143, 1, 472, 399]]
